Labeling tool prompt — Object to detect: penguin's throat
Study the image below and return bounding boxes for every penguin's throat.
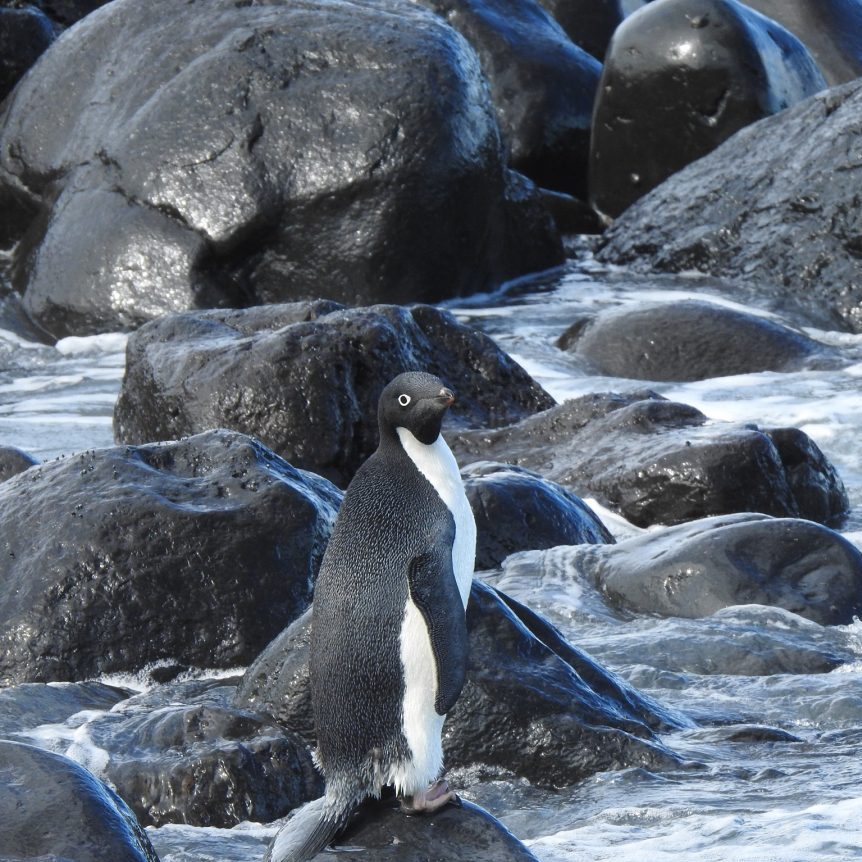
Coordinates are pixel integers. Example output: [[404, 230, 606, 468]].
[[395, 427, 462, 504]]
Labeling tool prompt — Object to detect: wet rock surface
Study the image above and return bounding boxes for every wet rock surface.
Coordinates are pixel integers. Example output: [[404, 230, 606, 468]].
[[82, 679, 323, 829], [463, 461, 614, 570], [741, 0, 862, 86], [545, 513, 862, 625], [556, 300, 840, 381], [113, 301, 554, 487], [590, 0, 826, 219], [598, 80, 862, 333], [0, 429, 341, 684], [414, 0, 601, 197], [268, 797, 539, 862], [0, 0, 561, 338], [0, 740, 160, 862], [448, 392, 849, 528], [235, 580, 684, 789]]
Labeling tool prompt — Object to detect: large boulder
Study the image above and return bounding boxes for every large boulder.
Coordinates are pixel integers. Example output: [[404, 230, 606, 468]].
[[0, 0, 561, 338], [0, 429, 342, 685], [267, 797, 539, 862], [0, 740, 160, 862], [589, 0, 826, 219], [83, 679, 323, 829], [448, 392, 849, 528], [0, 6, 54, 103], [113, 301, 555, 487], [235, 581, 684, 789], [597, 81, 862, 332], [528, 514, 862, 625], [740, 0, 862, 86], [414, 0, 602, 197], [463, 461, 614, 569], [556, 300, 840, 381]]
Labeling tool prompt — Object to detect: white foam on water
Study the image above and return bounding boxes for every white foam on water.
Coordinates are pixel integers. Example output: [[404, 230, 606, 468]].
[[15, 708, 112, 778], [54, 332, 128, 356], [528, 796, 862, 862], [99, 663, 247, 694]]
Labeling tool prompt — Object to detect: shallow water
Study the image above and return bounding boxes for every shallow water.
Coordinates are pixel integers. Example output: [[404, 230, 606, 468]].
[[3, 251, 862, 861]]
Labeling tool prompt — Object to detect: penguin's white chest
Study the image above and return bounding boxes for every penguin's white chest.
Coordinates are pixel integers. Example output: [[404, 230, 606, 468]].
[[395, 428, 476, 605], [391, 428, 475, 794]]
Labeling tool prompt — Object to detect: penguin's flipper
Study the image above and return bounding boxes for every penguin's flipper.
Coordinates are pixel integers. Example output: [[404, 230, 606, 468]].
[[407, 545, 469, 715]]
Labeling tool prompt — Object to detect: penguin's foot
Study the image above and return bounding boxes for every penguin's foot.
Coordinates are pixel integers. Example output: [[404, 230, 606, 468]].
[[400, 779, 457, 814]]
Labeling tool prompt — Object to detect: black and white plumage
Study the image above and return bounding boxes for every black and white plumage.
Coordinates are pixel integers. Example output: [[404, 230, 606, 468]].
[[268, 371, 475, 862]]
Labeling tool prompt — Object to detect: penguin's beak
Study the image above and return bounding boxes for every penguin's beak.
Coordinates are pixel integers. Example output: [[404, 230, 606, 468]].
[[438, 387, 455, 407]]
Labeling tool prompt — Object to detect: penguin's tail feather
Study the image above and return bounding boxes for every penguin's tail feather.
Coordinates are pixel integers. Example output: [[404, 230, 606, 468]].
[[265, 794, 355, 862]]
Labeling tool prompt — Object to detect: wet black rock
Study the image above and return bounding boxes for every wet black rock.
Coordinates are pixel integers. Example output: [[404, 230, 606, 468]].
[[590, 0, 826, 219], [536, 0, 623, 59], [235, 581, 683, 789], [113, 301, 555, 487], [448, 392, 849, 528], [0, 429, 341, 684], [463, 461, 614, 569], [741, 0, 862, 86], [0, 0, 561, 338], [0, 680, 130, 737], [414, 0, 602, 197], [0, 444, 37, 482], [556, 300, 840, 381], [0, 740, 160, 862], [598, 81, 862, 333], [0, 6, 54, 103], [93, 685, 322, 828], [552, 513, 862, 625], [268, 797, 538, 862]]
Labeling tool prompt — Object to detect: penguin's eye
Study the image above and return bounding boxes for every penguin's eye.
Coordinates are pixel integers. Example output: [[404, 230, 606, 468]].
[[398, 394, 411, 407]]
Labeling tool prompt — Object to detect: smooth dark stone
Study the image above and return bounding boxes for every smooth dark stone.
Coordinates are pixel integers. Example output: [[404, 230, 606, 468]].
[[0, 429, 341, 684], [0, 7, 54, 103], [741, 1, 862, 86], [556, 300, 840, 381], [0, 680, 130, 737], [0, 444, 38, 482], [463, 461, 614, 569], [98, 700, 322, 828], [268, 797, 538, 862], [597, 80, 862, 333], [557, 513, 862, 624], [414, 0, 602, 197], [0, 740, 159, 862], [0, 0, 561, 338], [113, 301, 554, 487], [448, 392, 849, 528], [235, 581, 683, 789], [590, 0, 826, 219], [535, 0, 623, 59]]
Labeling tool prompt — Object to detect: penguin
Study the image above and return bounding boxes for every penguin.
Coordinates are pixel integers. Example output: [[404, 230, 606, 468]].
[[267, 371, 476, 862]]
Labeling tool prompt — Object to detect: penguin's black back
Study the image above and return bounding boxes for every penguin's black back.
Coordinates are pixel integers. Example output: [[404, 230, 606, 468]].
[[310, 437, 454, 781]]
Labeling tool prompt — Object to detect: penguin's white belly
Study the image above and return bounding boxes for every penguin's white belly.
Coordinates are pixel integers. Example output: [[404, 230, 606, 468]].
[[390, 600, 445, 795], [392, 429, 476, 794]]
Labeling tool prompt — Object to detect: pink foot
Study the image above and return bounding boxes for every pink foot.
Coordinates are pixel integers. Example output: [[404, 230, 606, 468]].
[[400, 779, 457, 814]]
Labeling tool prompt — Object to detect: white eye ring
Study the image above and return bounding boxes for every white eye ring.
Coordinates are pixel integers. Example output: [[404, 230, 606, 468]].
[[398, 394, 411, 407]]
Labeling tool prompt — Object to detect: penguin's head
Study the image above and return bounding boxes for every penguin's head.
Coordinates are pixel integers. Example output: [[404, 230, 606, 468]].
[[378, 371, 455, 445]]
